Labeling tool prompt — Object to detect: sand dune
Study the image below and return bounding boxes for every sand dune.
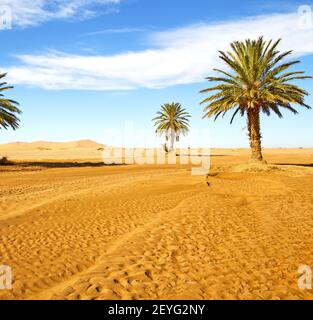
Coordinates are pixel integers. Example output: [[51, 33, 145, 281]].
[[0, 139, 105, 150], [0, 147, 313, 300], [0, 140, 106, 161]]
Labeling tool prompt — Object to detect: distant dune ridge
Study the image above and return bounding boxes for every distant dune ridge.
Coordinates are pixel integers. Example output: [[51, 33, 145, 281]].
[[0, 141, 312, 163], [0, 139, 105, 150], [0, 140, 107, 161]]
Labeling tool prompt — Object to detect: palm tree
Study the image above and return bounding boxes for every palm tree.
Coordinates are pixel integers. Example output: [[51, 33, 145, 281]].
[[200, 37, 312, 162], [153, 103, 190, 152], [0, 73, 21, 130]]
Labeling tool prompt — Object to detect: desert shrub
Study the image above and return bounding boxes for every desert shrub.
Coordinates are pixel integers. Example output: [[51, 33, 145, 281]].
[[0, 156, 13, 165]]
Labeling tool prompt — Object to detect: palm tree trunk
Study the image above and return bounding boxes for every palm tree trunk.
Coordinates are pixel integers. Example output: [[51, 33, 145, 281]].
[[247, 108, 263, 162], [170, 129, 175, 151]]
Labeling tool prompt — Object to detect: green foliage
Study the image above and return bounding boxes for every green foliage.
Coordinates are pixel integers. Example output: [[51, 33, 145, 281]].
[[0, 73, 21, 130], [200, 37, 312, 123], [152, 103, 191, 144]]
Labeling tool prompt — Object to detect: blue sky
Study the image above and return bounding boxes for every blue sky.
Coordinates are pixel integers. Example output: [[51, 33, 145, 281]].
[[0, 0, 313, 147]]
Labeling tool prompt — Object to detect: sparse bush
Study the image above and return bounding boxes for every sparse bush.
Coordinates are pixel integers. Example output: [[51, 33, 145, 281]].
[[0, 156, 13, 165]]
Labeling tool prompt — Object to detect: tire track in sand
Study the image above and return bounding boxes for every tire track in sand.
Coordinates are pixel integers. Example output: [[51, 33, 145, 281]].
[[0, 168, 203, 300]]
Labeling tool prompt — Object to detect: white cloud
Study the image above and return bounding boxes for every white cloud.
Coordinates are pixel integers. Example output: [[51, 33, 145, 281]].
[[0, 0, 120, 27], [83, 27, 145, 36], [2, 12, 313, 91]]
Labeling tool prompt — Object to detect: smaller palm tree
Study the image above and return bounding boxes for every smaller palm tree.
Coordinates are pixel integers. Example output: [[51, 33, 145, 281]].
[[0, 73, 21, 130], [153, 103, 190, 152]]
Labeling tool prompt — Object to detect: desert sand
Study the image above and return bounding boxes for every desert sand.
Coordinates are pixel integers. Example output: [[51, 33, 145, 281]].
[[0, 141, 313, 300]]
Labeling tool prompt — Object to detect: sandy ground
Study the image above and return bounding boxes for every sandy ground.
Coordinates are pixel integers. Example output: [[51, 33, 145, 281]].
[[0, 144, 313, 300]]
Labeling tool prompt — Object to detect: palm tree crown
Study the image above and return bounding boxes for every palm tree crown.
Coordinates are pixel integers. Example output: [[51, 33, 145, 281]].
[[200, 37, 312, 162], [0, 73, 21, 130], [153, 103, 190, 151]]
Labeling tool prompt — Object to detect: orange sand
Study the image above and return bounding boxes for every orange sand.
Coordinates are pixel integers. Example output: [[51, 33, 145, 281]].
[[0, 143, 313, 300]]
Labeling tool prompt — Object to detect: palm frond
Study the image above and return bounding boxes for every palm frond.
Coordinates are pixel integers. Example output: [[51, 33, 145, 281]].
[[0, 74, 21, 130], [152, 102, 191, 141], [201, 37, 312, 122]]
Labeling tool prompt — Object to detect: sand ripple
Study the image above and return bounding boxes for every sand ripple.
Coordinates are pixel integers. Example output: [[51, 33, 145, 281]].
[[0, 164, 313, 300]]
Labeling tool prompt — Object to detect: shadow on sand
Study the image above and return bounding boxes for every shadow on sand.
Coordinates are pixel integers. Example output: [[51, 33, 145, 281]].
[[0, 154, 231, 170], [4, 161, 127, 169], [277, 163, 313, 168], [177, 154, 229, 157]]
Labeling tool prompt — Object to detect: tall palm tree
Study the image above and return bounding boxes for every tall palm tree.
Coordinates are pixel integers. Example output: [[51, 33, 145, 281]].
[[200, 37, 312, 162], [153, 103, 190, 152], [0, 73, 21, 130]]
